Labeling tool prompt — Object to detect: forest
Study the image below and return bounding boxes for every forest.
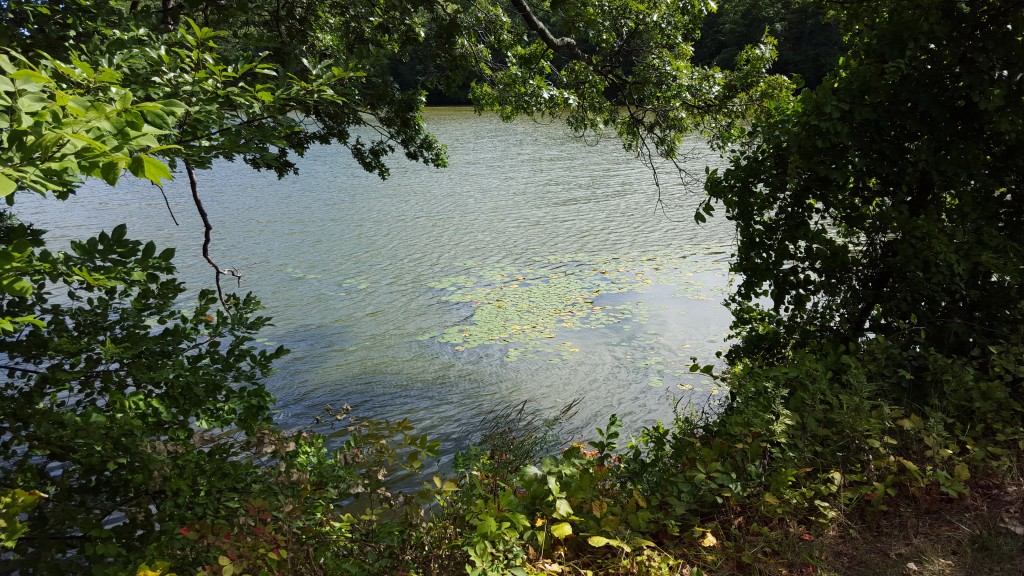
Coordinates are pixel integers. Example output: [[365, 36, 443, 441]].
[[1, 0, 1022, 575]]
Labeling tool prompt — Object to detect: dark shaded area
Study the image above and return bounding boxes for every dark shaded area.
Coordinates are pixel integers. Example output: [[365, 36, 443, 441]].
[[693, 0, 842, 88]]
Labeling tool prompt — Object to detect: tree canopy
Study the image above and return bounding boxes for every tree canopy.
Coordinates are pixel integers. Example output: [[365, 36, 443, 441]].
[[707, 0, 1024, 398]]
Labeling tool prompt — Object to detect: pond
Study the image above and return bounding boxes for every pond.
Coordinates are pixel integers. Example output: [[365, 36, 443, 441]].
[[13, 107, 736, 462]]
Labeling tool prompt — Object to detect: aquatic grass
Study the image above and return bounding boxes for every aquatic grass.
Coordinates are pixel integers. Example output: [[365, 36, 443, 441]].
[[456, 399, 583, 479]]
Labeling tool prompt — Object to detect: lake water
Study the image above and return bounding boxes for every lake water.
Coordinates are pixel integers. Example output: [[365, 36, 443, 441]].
[[13, 108, 735, 462]]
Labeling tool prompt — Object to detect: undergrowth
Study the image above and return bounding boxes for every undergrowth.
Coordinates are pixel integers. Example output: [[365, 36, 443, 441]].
[[9, 339, 1022, 576], [192, 337, 1021, 576], [392, 337, 1022, 575]]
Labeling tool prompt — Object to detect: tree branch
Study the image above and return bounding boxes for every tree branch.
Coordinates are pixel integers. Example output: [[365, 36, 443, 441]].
[[161, 0, 175, 29], [154, 183, 179, 226], [508, 0, 592, 64], [185, 161, 241, 309], [0, 364, 47, 375]]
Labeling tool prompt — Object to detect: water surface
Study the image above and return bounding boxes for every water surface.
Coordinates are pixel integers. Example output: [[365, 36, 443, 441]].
[[13, 108, 735, 457]]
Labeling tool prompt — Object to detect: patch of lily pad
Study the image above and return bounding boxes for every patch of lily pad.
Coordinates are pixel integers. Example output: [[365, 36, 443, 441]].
[[428, 250, 728, 364]]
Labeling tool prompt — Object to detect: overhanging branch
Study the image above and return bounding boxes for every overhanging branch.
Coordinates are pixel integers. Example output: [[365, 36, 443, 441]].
[[185, 161, 241, 309], [508, 0, 592, 64]]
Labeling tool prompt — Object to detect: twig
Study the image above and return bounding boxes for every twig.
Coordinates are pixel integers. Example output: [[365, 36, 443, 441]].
[[154, 182, 179, 226], [185, 160, 241, 309], [0, 364, 47, 375]]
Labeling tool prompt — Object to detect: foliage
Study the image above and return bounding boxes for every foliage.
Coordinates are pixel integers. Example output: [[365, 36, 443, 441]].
[[468, 0, 794, 172], [0, 487, 45, 550], [397, 3, 1024, 572], [705, 0, 1024, 383], [2, 0, 461, 181], [0, 50, 181, 201], [0, 215, 440, 573], [408, 337, 1021, 575], [0, 218, 284, 573], [693, 0, 842, 88], [182, 409, 440, 576]]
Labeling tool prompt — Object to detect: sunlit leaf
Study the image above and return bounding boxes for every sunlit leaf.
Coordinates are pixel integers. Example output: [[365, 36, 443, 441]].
[[550, 522, 572, 539], [128, 154, 173, 185]]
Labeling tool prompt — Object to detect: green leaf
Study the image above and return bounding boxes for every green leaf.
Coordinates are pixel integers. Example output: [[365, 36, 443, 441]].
[[554, 498, 572, 518], [100, 161, 123, 186], [0, 173, 17, 198], [11, 69, 51, 85], [11, 315, 45, 329], [628, 537, 656, 548], [116, 90, 132, 110], [506, 511, 529, 529], [406, 450, 422, 469], [550, 521, 572, 539], [476, 514, 498, 535], [2, 278, 33, 297], [64, 132, 109, 152], [522, 465, 542, 477], [954, 463, 970, 481], [145, 144, 183, 154], [127, 154, 173, 185], [142, 108, 172, 130], [16, 93, 50, 113], [155, 99, 188, 115], [66, 96, 91, 116], [141, 241, 156, 261]]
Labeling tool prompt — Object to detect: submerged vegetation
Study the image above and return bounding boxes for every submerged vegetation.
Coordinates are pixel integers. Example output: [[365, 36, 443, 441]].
[[2, 0, 1023, 575]]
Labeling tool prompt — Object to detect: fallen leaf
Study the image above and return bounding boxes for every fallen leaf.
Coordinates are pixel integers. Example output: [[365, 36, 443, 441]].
[[999, 516, 1024, 535], [537, 561, 563, 573]]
